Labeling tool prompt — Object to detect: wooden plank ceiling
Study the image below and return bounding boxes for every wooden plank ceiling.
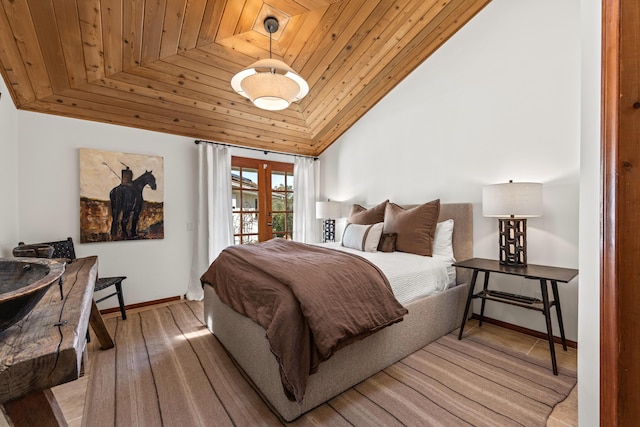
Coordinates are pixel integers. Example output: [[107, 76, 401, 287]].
[[0, 0, 491, 156]]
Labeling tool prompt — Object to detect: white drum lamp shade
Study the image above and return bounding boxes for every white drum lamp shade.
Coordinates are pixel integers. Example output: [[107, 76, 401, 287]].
[[482, 182, 543, 218], [315, 201, 342, 219]]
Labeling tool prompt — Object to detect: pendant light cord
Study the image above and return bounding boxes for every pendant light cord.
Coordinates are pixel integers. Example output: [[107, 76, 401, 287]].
[[264, 17, 278, 70]]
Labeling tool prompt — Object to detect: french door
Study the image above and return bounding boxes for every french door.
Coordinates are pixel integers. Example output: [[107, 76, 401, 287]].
[[231, 157, 294, 244]]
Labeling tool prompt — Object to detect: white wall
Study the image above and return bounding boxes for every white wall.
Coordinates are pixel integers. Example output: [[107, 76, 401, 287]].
[[0, 76, 19, 257], [15, 112, 198, 308], [320, 0, 581, 340], [578, 0, 601, 424]]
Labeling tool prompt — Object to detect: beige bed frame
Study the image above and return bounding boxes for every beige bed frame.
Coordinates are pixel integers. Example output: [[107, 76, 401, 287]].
[[204, 203, 473, 421]]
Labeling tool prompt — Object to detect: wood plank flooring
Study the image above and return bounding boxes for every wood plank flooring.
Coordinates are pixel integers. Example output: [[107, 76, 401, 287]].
[[1, 300, 577, 426]]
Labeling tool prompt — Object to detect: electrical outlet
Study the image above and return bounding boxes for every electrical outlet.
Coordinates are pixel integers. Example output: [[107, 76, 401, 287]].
[[187, 222, 194, 231]]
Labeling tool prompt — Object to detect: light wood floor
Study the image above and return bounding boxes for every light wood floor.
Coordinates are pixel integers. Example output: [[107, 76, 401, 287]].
[[2, 300, 578, 426]]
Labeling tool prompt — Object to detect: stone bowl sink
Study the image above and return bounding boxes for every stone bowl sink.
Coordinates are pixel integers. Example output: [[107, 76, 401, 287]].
[[0, 258, 65, 331]]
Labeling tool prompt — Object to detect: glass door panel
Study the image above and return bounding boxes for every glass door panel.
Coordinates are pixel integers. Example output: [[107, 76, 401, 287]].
[[231, 157, 294, 243], [232, 165, 260, 244], [270, 170, 293, 240]]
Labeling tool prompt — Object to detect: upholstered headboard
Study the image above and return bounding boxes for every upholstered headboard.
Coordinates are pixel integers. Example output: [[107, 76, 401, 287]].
[[347, 201, 473, 285], [398, 202, 473, 285], [437, 203, 473, 285]]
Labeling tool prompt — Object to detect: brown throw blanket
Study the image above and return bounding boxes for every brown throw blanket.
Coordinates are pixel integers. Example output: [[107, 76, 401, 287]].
[[200, 239, 408, 403]]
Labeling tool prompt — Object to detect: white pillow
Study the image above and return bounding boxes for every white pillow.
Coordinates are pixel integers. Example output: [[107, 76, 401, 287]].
[[433, 219, 455, 261], [341, 222, 384, 252]]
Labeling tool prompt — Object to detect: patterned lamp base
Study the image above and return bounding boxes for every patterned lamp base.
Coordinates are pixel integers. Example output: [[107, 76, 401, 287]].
[[322, 219, 336, 243], [498, 218, 528, 267]]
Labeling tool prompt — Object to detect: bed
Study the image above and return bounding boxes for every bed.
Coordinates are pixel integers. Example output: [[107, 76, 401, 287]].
[[203, 202, 473, 421]]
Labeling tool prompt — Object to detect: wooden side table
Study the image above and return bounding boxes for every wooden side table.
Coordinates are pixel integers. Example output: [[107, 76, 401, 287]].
[[454, 258, 578, 375], [0, 256, 114, 426]]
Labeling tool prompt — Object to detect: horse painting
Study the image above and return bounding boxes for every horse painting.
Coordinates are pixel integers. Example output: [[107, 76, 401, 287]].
[[110, 170, 157, 238]]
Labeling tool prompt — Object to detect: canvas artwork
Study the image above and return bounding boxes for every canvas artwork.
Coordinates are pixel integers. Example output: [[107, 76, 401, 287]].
[[79, 148, 164, 243]]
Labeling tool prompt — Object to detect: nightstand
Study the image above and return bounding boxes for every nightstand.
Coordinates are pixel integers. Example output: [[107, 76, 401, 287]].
[[454, 258, 578, 375]]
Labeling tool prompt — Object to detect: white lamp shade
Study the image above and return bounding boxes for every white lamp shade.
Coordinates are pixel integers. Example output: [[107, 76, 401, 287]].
[[316, 201, 342, 219], [482, 182, 543, 218], [231, 58, 309, 111]]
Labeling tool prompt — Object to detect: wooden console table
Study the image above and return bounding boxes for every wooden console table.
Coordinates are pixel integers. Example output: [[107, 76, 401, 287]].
[[0, 256, 114, 426], [454, 258, 578, 375]]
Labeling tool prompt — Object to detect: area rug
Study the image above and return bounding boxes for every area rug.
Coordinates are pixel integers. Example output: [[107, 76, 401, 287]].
[[351, 333, 577, 426], [83, 302, 576, 426]]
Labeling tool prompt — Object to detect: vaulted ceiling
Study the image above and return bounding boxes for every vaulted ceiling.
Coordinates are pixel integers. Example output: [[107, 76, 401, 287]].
[[0, 0, 490, 156]]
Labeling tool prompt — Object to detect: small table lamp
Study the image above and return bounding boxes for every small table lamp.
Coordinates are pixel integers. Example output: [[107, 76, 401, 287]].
[[482, 181, 543, 267], [316, 201, 342, 243]]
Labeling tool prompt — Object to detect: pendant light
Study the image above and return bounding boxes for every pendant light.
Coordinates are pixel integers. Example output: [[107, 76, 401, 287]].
[[230, 17, 309, 111]]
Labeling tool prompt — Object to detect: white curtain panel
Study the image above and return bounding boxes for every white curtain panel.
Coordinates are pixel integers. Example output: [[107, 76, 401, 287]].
[[293, 156, 317, 243], [186, 143, 233, 300]]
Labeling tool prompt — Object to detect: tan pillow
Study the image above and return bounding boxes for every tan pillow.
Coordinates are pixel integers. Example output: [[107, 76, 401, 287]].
[[383, 200, 441, 256], [348, 200, 388, 225]]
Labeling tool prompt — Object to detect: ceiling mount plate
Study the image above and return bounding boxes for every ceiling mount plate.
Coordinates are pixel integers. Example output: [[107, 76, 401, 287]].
[[264, 17, 279, 34]]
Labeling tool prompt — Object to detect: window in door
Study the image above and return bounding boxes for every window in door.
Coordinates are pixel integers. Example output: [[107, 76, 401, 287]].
[[231, 157, 294, 244]]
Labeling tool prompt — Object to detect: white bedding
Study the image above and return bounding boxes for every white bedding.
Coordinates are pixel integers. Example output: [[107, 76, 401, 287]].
[[320, 242, 456, 305]]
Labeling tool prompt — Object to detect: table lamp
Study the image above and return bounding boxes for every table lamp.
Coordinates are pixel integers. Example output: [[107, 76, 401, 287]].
[[316, 201, 342, 243], [482, 180, 543, 267]]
